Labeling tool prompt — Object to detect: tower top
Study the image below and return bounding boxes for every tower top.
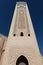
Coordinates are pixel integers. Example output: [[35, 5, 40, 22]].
[[16, 2, 27, 6], [9, 2, 30, 37]]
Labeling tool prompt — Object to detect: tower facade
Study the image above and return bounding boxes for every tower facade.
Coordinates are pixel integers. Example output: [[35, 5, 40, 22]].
[[0, 2, 43, 65]]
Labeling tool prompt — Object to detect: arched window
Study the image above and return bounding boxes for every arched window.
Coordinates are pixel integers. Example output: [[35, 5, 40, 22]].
[[20, 32, 24, 36], [16, 55, 28, 65]]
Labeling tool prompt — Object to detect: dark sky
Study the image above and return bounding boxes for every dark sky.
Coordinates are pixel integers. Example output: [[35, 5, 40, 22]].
[[0, 0, 43, 56]]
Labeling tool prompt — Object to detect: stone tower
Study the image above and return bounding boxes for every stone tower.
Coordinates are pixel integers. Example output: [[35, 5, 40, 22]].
[[0, 2, 43, 65]]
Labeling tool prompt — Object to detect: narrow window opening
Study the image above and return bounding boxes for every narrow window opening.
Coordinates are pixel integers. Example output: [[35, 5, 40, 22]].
[[20, 32, 24, 36], [28, 34, 30, 36], [13, 34, 16, 36]]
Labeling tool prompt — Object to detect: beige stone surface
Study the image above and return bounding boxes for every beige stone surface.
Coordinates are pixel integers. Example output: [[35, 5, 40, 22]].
[[0, 34, 7, 59], [0, 2, 43, 65]]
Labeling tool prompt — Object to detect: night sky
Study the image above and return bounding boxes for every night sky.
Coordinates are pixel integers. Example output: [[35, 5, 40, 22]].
[[0, 0, 43, 56]]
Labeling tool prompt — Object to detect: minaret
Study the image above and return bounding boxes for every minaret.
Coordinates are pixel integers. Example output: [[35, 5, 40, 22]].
[[1, 2, 43, 65]]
